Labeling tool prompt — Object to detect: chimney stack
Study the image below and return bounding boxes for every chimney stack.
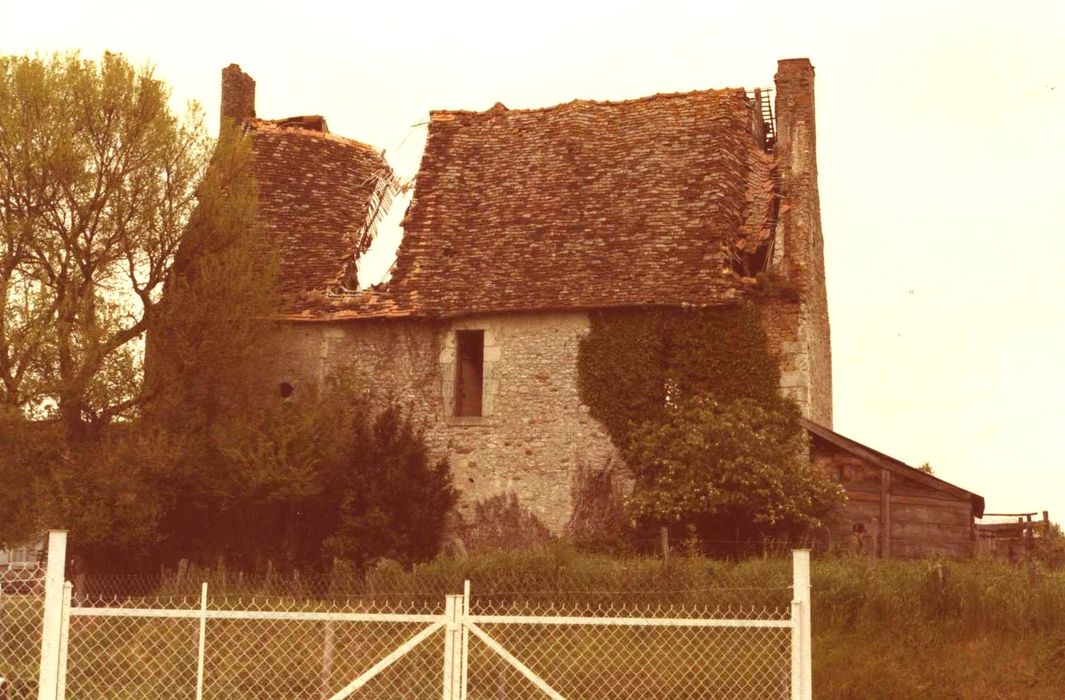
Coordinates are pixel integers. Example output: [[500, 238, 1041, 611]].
[[774, 58, 816, 167], [771, 58, 833, 427], [220, 64, 256, 132]]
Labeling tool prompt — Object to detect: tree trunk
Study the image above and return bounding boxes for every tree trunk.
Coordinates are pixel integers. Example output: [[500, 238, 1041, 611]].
[[60, 395, 90, 443]]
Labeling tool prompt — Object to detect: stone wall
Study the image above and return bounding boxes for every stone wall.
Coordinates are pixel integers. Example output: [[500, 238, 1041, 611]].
[[265, 294, 830, 535], [770, 58, 833, 427], [758, 300, 805, 407], [265, 311, 622, 533]]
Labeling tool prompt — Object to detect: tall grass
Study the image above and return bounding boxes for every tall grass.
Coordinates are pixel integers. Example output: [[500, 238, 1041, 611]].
[[812, 555, 1065, 633], [810, 555, 1065, 699], [8, 549, 1065, 698]]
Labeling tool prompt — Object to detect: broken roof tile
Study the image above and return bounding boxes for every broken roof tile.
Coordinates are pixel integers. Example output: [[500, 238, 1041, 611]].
[[385, 87, 765, 316], [245, 118, 394, 307]]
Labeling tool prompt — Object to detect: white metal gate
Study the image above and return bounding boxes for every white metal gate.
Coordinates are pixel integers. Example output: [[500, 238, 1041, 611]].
[[32, 532, 813, 700]]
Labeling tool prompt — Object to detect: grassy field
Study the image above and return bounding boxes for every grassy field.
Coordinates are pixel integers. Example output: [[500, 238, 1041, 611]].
[[810, 556, 1065, 699], [4, 549, 1065, 698]]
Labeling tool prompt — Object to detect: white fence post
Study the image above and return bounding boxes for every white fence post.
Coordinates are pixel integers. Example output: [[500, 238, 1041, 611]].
[[55, 582, 72, 700], [196, 581, 208, 700], [460, 581, 470, 700], [442, 594, 463, 700], [791, 549, 812, 700], [36, 530, 67, 700]]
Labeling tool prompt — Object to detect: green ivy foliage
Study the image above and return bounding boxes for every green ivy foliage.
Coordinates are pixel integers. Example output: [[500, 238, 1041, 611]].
[[577, 304, 784, 449], [577, 304, 843, 545]]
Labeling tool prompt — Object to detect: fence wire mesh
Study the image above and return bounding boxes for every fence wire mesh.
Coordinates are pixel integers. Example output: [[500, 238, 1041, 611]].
[[203, 617, 443, 699], [53, 563, 798, 699], [465, 573, 793, 700], [66, 615, 199, 700], [466, 622, 791, 700], [0, 565, 44, 700]]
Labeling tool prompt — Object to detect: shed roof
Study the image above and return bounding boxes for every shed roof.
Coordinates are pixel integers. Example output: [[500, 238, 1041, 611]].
[[801, 418, 986, 517]]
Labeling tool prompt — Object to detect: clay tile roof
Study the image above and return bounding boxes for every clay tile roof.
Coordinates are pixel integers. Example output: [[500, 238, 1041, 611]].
[[387, 88, 767, 316], [246, 118, 393, 306]]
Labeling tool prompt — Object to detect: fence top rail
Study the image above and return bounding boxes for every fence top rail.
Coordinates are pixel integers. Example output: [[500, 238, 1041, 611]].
[[68, 606, 445, 623], [466, 613, 795, 628], [68, 601, 795, 626]]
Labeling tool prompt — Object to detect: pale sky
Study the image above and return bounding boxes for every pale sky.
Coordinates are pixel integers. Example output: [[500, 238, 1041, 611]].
[[2, 0, 1063, 523]]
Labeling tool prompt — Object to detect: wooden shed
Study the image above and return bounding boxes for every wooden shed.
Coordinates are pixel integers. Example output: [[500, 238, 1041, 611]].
[[801, 419, 985, 559]]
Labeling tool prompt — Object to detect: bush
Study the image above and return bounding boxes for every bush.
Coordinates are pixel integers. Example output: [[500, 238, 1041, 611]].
[[463, 492, 553, 552], [324, 404, 456, 569], [625, 396, 843, 548]]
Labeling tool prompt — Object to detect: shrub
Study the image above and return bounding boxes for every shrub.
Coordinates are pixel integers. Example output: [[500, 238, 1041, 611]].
[[325, 404, 457, 569], [625, 396, 843, 547], [463, 492, 553, 552]]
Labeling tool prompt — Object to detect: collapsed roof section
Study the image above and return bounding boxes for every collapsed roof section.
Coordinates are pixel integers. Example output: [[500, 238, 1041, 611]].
[[246, 119, 396, 304], [220, 65, 397, 310], [223, 63, 783, 320]]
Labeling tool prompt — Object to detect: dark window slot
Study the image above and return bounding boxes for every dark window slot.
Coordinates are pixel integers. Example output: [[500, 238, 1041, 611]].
[[454, 330, 484, 417]]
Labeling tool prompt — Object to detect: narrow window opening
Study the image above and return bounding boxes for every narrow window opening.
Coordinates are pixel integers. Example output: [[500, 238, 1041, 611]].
[[454, 330, 484, 417]]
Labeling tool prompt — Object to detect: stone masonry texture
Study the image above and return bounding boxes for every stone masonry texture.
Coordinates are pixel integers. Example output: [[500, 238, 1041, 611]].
[[239, 59, 834, 534], [763, 58, 833, 427], [263, 312, 621, 532]]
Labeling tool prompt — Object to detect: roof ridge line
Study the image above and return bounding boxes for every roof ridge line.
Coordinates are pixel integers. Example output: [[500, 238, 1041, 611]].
[[429, 86, 750, 119], [246, 118, 384, 157]]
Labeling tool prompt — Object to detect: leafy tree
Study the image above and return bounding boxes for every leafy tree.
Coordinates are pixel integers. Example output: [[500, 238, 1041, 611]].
[[0, 51, 280, 569], [0, 418, 178, 568], [325, 404, 457, 569], [578, 306, 844, 550], [145, 120, 277, 433], [154, 393, 354, 572], [0, 52, 211, 440], [0, 419, 56, 548], [146, 375, 455, 574], [625, 396, 844, 546], [0, 53, 458, 574]]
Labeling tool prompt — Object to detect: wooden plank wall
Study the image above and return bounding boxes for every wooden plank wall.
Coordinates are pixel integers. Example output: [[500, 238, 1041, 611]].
[[814, 443, 974, 558]]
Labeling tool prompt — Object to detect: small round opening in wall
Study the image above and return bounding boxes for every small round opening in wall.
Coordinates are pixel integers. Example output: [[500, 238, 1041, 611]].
[[279, 382, 295, 399]]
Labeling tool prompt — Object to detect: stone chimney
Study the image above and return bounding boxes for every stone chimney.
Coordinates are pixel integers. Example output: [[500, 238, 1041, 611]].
[[773, 59, 820, 290], [770, 58, 833, 427], [220, 64, 256, 132]]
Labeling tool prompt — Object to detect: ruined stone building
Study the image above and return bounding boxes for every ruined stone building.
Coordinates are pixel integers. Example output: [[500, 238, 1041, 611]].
[[219, 59, 984, 558]]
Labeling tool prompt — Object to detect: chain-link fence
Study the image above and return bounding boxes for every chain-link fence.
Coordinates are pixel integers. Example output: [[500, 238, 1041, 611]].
[[65, 588, 447, 699], [61, 588, 795, 699], [464, 587, 794, 700], [31, 539, 811, 700], [0, 564, 44, 700]]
